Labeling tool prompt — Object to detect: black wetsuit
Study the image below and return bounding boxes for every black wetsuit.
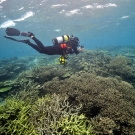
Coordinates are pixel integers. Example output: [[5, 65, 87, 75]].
[[4, 35, 79, 56], [28, 36, 79, 55]]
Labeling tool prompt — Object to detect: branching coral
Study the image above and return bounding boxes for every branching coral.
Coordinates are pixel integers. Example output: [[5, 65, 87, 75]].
[[43, 72, 135, 134], [6, 103, 37, 135], [0, 98, 37, 135], [68, 51, 135, 83], [107, 55, 134, 78], [1, 50, 135, 135], [53, 114, 94, 135], [14, 89, 39, 104], [91, 116, 117, 135], [31, 65, 69, 83], [17, 65, 72, 85], [68, 50, 111, 73], [0, 93, 84, 135], [30, 94, 82, 135]]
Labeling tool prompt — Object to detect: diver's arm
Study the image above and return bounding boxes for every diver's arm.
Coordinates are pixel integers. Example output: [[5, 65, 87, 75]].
[[73, 47, 80, 54]]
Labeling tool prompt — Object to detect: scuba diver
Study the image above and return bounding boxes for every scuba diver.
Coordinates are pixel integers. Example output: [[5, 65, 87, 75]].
[[4, 27, 84, 64]]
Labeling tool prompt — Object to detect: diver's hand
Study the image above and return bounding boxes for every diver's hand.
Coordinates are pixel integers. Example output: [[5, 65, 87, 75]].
[[78, 47, 84, 52], [28, 32, 35, 38]]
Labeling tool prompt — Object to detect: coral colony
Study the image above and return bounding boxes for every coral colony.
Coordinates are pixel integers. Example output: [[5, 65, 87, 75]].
[[1, 49, 135, 134]]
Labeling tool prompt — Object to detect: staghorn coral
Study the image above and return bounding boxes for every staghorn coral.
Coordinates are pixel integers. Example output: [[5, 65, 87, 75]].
[[14, 89, 40, 104], [0, 98, 37, 135], [6, 103, 37, 135], [43, 72, 135, 135], [0, 93, 84, 135], [30, 93, 82, 135], [53, 114, 94, 135]]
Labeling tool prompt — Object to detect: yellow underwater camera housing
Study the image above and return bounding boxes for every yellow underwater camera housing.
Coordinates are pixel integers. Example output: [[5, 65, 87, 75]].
[[55, 55, 68, 65]]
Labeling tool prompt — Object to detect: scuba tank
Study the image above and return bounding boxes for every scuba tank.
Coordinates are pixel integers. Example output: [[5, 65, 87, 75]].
[[52, 35, 73, 45]]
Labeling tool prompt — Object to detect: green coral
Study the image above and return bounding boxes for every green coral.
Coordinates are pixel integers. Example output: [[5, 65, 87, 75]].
[[53, 114, 94, 135], [6, 104, 37, 135], [0, 98, 37, 135], [0, 94, 94, 135]]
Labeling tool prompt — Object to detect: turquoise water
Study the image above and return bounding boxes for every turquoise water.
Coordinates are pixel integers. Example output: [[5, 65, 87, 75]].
[[0, 0, 135, 59]]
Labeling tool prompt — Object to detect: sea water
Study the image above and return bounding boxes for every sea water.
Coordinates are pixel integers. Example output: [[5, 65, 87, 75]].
[[0, 0, 135, 59]]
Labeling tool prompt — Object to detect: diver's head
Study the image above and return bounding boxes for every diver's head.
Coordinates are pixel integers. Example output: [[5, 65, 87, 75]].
[[70, 36, 80, 46], [74, 37, 79, 43]]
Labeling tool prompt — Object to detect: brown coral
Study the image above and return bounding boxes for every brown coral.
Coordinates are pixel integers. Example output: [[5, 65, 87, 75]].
[[91, 116, 117, 135], [43, 72, 135, 134], [107, 55, 134, 79], [30, 94, 82, 135]]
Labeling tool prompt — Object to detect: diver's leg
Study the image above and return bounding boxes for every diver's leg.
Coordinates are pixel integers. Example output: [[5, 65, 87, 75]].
[[4, 36, 31, 44], [4, 36, 25, 42], [31, 36, 45, 50], [26, 41, 43, 53], [4, 35, 43, 53], [21, 32, 46, 50]]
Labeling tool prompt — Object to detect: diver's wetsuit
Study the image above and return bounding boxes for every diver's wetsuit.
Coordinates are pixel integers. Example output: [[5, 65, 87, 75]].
[[27, 36, 79, 55], [4, 34, 80, 56]]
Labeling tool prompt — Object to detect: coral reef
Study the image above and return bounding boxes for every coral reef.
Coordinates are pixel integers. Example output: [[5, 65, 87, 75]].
[[68, 50, 135, 85], [106, 55, 134, 79], [0, 98, 34, 135], [53, 114, 94, 135], [0, 93, 94, 135], [0, 81, 19, 93], [0, 57, 26, 81], [91, 116, 117, 135], [30, 94, 83, 134], [43, 72, 135, 134], [1, 48, 135, 135], [16, 64, 73, 85], [68, 50, 111, 73]]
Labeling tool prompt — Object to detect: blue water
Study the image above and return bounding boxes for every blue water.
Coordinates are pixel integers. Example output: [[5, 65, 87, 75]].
[[0, 0, 135, 59]]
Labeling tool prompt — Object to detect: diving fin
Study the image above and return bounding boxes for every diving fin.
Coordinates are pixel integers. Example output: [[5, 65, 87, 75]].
[[4, 35, 30, 44], [5, 27, 21, 36]]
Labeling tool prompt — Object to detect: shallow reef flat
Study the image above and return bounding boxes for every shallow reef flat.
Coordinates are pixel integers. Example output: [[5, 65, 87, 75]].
[[0, 45, 135, 135]]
